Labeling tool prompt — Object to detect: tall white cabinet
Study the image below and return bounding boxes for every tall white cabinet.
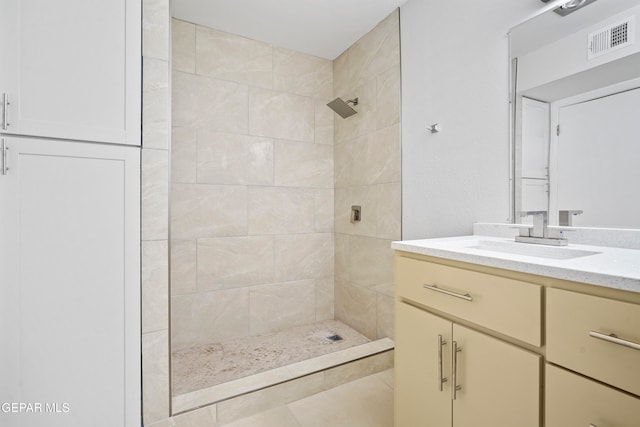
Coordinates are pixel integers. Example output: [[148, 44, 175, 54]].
[[0, 1, 142, 426], [0, 0, 141, 145]]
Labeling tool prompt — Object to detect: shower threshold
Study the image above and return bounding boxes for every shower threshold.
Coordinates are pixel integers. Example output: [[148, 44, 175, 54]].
[[171, 320, 394, 414]]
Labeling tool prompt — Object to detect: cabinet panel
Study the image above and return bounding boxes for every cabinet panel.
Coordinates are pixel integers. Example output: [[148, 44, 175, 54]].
[[0, 0, 141, 145], [547, 287, 640, 396], [395, 302, 452, 426], [0, 137, 140, 427], [453, 324, 541, 427], [546, 364, 640, 427], [396, 256, 542, 346]]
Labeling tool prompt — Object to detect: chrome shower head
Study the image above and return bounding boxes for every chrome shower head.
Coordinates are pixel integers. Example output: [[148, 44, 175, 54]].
[[327, 97, 359, 119]]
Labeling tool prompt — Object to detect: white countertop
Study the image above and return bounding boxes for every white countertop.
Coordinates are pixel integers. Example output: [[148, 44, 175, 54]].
[[392, 236, 640, 293]]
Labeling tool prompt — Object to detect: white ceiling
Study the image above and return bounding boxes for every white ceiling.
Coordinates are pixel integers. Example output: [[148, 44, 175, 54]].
[[171, 0, 407, 60]]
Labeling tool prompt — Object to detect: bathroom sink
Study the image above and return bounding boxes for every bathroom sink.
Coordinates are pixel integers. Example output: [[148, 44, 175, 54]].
[[466, 239, 600, 260]]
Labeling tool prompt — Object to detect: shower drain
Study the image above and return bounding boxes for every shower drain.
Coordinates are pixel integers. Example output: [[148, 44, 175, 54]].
[[326, 334, 343, 342]]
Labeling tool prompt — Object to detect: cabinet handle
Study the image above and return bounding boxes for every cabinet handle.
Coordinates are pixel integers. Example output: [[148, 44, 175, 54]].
[[589, 330, 640, 351], [438, 334, 448, 391], [2, 93, 9, 130], [589, 424, 599, 427], [423, 284, 473, 301], [1, 139, 8, 175], [451, 341, 462, 400]]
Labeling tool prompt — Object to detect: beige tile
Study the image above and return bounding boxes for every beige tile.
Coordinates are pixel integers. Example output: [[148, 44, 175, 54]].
[[348, 10, 400, 89], [144, 120, 170, 151], [197, 236, 274, 289], [335, 281, 377, 339], [349, 236, 394, 289], [375, 369, 394, 390], [375, 66, 400, 130], [145, 419, 172, 427], [365, 125, 401, 185], [172, 288, 249, 349], [173, 71, 248, 133], [196, 26, 272, 89], [143, 0, 170, 61], [334, 80, 376, 143], [173, 366, 293, 413], [171, 127, 196, 183], [315, 277, 334, 322], [376, 294, 395, 340], [313, 189, 334, 233], [142, 149, 169, 241], [216, 372, 325, 425], [249, 88, 314, 142], [172, 19, 195, 73], [170, 239, 197, 295], [247, 187, 314, 235], [334, 233, 350, 282], [314, 98, 334, 145], [288, 374, 393, 427], [221, 405, 301, 427], [274, 140, 333, 188], [273, 47, 332, 99], [333, 50, 349, 101], [142, 330, 170, 423], [143, 58, 169, 149], [323, 350, 394, 390], [274, 233, 333, 281], [171, 183, 247, 239], [338, 125, 400, 187], [171, 404, 217, 427], [334, 187, 377, 237], [249, 281, 315, 335], [197, 130, 273, 185], [142, 240, 168, 333], [376, 182, 401, 240]]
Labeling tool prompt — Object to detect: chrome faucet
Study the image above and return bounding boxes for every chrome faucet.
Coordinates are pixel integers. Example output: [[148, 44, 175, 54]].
[[516, 211, 568, 246]]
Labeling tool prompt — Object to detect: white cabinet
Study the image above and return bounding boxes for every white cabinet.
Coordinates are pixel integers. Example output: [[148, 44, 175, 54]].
[[0, 0, 141, 145], [0, 136, 140, 427]]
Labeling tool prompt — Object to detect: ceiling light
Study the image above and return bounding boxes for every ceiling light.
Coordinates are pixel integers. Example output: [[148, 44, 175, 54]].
[[540, 0, 598, 17]]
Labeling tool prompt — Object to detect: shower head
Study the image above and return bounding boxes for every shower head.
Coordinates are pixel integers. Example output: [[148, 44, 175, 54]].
[[327, 97, 359, 119]]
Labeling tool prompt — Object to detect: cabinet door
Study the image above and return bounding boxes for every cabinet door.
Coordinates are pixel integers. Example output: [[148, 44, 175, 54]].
[[546, 364, 640, 427], [395, 302, 452, 427], [0, 137, 140, 427], [452, 324, 541, 427], [0, 0, 141, 145]]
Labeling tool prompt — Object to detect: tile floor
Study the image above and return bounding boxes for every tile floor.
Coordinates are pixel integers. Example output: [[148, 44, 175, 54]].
[[219, 369, 394, 427]]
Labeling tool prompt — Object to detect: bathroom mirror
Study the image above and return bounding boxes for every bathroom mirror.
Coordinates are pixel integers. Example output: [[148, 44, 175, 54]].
[[509, 0, 640, 228]]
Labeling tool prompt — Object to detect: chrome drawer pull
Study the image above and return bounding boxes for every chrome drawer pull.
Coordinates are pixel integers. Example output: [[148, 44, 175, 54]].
[[589, 330, 640, 351], [451, 340, 462, 400], [423, 284, 473, 301], [589, 424, 599, 427], [438, 334, 448, 391]]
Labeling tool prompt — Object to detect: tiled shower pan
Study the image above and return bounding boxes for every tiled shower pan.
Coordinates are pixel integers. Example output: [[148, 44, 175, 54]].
[[171, 319, 394, 415]]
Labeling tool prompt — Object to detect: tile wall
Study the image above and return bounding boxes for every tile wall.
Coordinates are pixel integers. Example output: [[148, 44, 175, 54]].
[[333, 10, 401, 340], [141, 0, 171, 424], [170, 19, 335, 350], [140, 6, 400, 426]]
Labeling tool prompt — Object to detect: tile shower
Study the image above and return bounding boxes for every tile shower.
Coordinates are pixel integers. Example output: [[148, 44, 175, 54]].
[[168, 9, 400, 416]]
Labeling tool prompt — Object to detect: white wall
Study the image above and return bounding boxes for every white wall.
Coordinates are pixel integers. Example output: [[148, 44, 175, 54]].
[[400, 0, 541, 239]]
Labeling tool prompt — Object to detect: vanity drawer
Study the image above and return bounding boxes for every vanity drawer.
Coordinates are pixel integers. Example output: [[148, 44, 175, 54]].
[[546, 363, 640, 427], [395, 256, 542, 346], [547, 288, 640, 396]]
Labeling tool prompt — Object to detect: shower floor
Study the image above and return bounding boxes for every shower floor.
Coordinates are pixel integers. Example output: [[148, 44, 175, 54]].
[[172, 320, 370, 396]]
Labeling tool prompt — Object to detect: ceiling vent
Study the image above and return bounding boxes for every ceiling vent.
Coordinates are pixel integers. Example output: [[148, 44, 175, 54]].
[[588, 16, 635, 60]]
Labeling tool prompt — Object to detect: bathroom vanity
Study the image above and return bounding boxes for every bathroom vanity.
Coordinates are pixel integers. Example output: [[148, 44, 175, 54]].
[[393, 235, 640, 426]]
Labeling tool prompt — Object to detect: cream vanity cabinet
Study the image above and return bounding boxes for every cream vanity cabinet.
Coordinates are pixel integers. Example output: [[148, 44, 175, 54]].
[[0, 137, 141, 427], [395, 250, 640, 427], [395, 254, 542, 427], [545, 288, 640, 427], [0, 0, 141, 145]]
